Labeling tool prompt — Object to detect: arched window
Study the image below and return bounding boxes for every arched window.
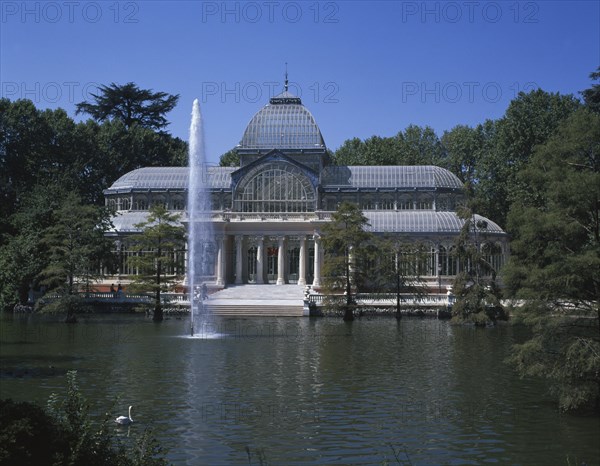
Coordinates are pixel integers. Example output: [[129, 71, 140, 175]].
[[481, 242, 504, 276], [234, 162, 315, 213], [416, 194, 433, 210], [398, 195, 413, 210], [380, 197, 395, 210], [172, 196, 184, 210], [134, 197, 147, 211], [361, 195, 375, 210], [151, 195, 166, 209], [120, 198, 131, 211], [439, 245, 458, 276]]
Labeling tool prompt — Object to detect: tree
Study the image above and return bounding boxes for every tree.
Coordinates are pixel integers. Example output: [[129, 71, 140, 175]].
[[395, 124, 445, 166], [321, 202, 374, 321], [451, 206, 505, 326], [37, 192, 115, 322], [503, 108, 600, 411], [126, 205, 186, 322], [0, 183, 67, 311], [332, 137, 364, 165], [76, 82, 179, 131], [372, 237, 428, 320], [580, 66, 600, 113], [441, 124, 486, 186], [331, 125, 444, 167], [219, 148, 240, 167], [476, 89, 580, 227]]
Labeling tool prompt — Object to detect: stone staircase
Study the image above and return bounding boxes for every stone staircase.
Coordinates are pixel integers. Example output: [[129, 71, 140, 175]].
[[204, 284, 306, 317]]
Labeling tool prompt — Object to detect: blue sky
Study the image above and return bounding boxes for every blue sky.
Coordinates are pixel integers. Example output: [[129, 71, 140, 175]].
[[1, 1, 599, 164]]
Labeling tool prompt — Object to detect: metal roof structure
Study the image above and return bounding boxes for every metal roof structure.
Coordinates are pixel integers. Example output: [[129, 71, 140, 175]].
[[106, 167, 236, 192], [365, 212, 504, 235], [239, 91, 326, 150], [106, 164, 464, 193], [321, 165, 463, 190], [107, 210, 186, 233]]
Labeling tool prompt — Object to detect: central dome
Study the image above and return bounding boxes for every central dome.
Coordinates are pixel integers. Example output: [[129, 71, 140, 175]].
[[239, 91, 326, 150]]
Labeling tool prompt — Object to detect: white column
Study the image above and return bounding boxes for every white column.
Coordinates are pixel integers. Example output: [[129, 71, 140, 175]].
[[312, 234, 321, 287], [276, 236, 285, 285], [235, 235, 243, 284], [298, 236, 306, 286], [216, 235, 224, 286], [256, 236, 264, 284]]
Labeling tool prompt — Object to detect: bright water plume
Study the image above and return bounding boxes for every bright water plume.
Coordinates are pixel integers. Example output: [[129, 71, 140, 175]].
[[188, 99, 214, 336]]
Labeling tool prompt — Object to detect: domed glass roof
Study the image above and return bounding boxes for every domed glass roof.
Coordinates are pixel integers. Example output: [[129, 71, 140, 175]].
[[239, 91, 326, 150]]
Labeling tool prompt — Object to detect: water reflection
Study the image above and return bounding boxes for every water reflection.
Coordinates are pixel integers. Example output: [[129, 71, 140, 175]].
[[1, 314, 598, 465]]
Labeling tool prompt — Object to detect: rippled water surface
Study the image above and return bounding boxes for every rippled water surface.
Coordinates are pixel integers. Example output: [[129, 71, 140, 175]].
[[1, 314, 598, 465]]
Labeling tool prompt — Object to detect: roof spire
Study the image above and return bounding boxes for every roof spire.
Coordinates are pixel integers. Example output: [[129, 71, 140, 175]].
[[270, 63, 301, 104]]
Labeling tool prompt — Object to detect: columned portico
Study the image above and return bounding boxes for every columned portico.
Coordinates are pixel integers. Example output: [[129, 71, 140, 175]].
[[235, 235, 243, 284], [215, 232, 320, 286], [216, 235, 225, 286], [313, 234, 321, 287], [256, 236, 265, 284], [298, 236, 307, 286], [276, 236, 285, 285]]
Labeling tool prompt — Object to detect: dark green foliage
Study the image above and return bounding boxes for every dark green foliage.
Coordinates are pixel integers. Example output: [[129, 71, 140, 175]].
[[0, 186, 114, 314], [451, 208, 505, 326], [580, 66, 600, 113], [31, 192, 115, 322], [0, 399, 66, 466], [0, 97, 186, 217], [321, 202, 374, 320], [219, 148, 240, 167], [440, 123, 491, 187], [503, 108, 600, 411], [0, 371, 170, 466], [332, 125, 444, 166], [126, 205, 186, 322], [38, 193, 115, 292], [475, 89, 580, 227], [0, 94, 186, 312], [76, 82, 179, 131]]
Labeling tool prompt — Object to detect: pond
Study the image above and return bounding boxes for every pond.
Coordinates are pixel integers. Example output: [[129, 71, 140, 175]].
[[1, 313, 598, 465]]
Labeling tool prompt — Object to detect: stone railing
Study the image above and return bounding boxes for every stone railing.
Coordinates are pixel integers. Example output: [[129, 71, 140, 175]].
[[43, 291, 191, 305], [308, 292, 453, 307]]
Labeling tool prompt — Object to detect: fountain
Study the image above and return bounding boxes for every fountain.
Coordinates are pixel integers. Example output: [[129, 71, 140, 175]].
[[187, 99, 215, 337]]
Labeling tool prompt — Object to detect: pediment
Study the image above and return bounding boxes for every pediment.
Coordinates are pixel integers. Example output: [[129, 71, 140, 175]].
[[231, 149, 319, 190]]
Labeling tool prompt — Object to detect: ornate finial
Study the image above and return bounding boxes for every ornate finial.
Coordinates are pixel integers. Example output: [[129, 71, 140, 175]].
[[270, 63, 301, 104]]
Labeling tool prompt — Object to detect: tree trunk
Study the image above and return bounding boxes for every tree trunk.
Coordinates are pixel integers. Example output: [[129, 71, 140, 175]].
[[343, 250, 354, 321], [153, 299, 163, 322], [154, 252, 163, 322], [396, 272, 402, 320], [343, 306, 354, 322]]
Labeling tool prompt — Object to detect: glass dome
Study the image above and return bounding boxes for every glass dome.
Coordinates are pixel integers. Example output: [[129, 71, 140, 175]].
[[239, 91, 326, 150]]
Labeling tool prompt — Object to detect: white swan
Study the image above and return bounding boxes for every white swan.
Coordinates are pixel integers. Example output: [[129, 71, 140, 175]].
[[115, 406, 133, 425]]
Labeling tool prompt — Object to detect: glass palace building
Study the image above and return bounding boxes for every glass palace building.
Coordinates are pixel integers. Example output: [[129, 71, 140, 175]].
[[103, 90, 508, 291]]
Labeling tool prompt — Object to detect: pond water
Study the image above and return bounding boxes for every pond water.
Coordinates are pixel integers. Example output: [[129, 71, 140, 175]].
[[1, 313, 598, 465]]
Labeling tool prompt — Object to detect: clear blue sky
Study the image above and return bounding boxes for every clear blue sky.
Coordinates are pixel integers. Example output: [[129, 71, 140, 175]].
[[1, 1, 599, 164]]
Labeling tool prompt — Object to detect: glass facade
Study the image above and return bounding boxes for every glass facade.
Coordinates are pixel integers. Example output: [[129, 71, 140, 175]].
[[235, 162, 315, 213], [102, 87, 508, 287], [240, 92, 325, 150]]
